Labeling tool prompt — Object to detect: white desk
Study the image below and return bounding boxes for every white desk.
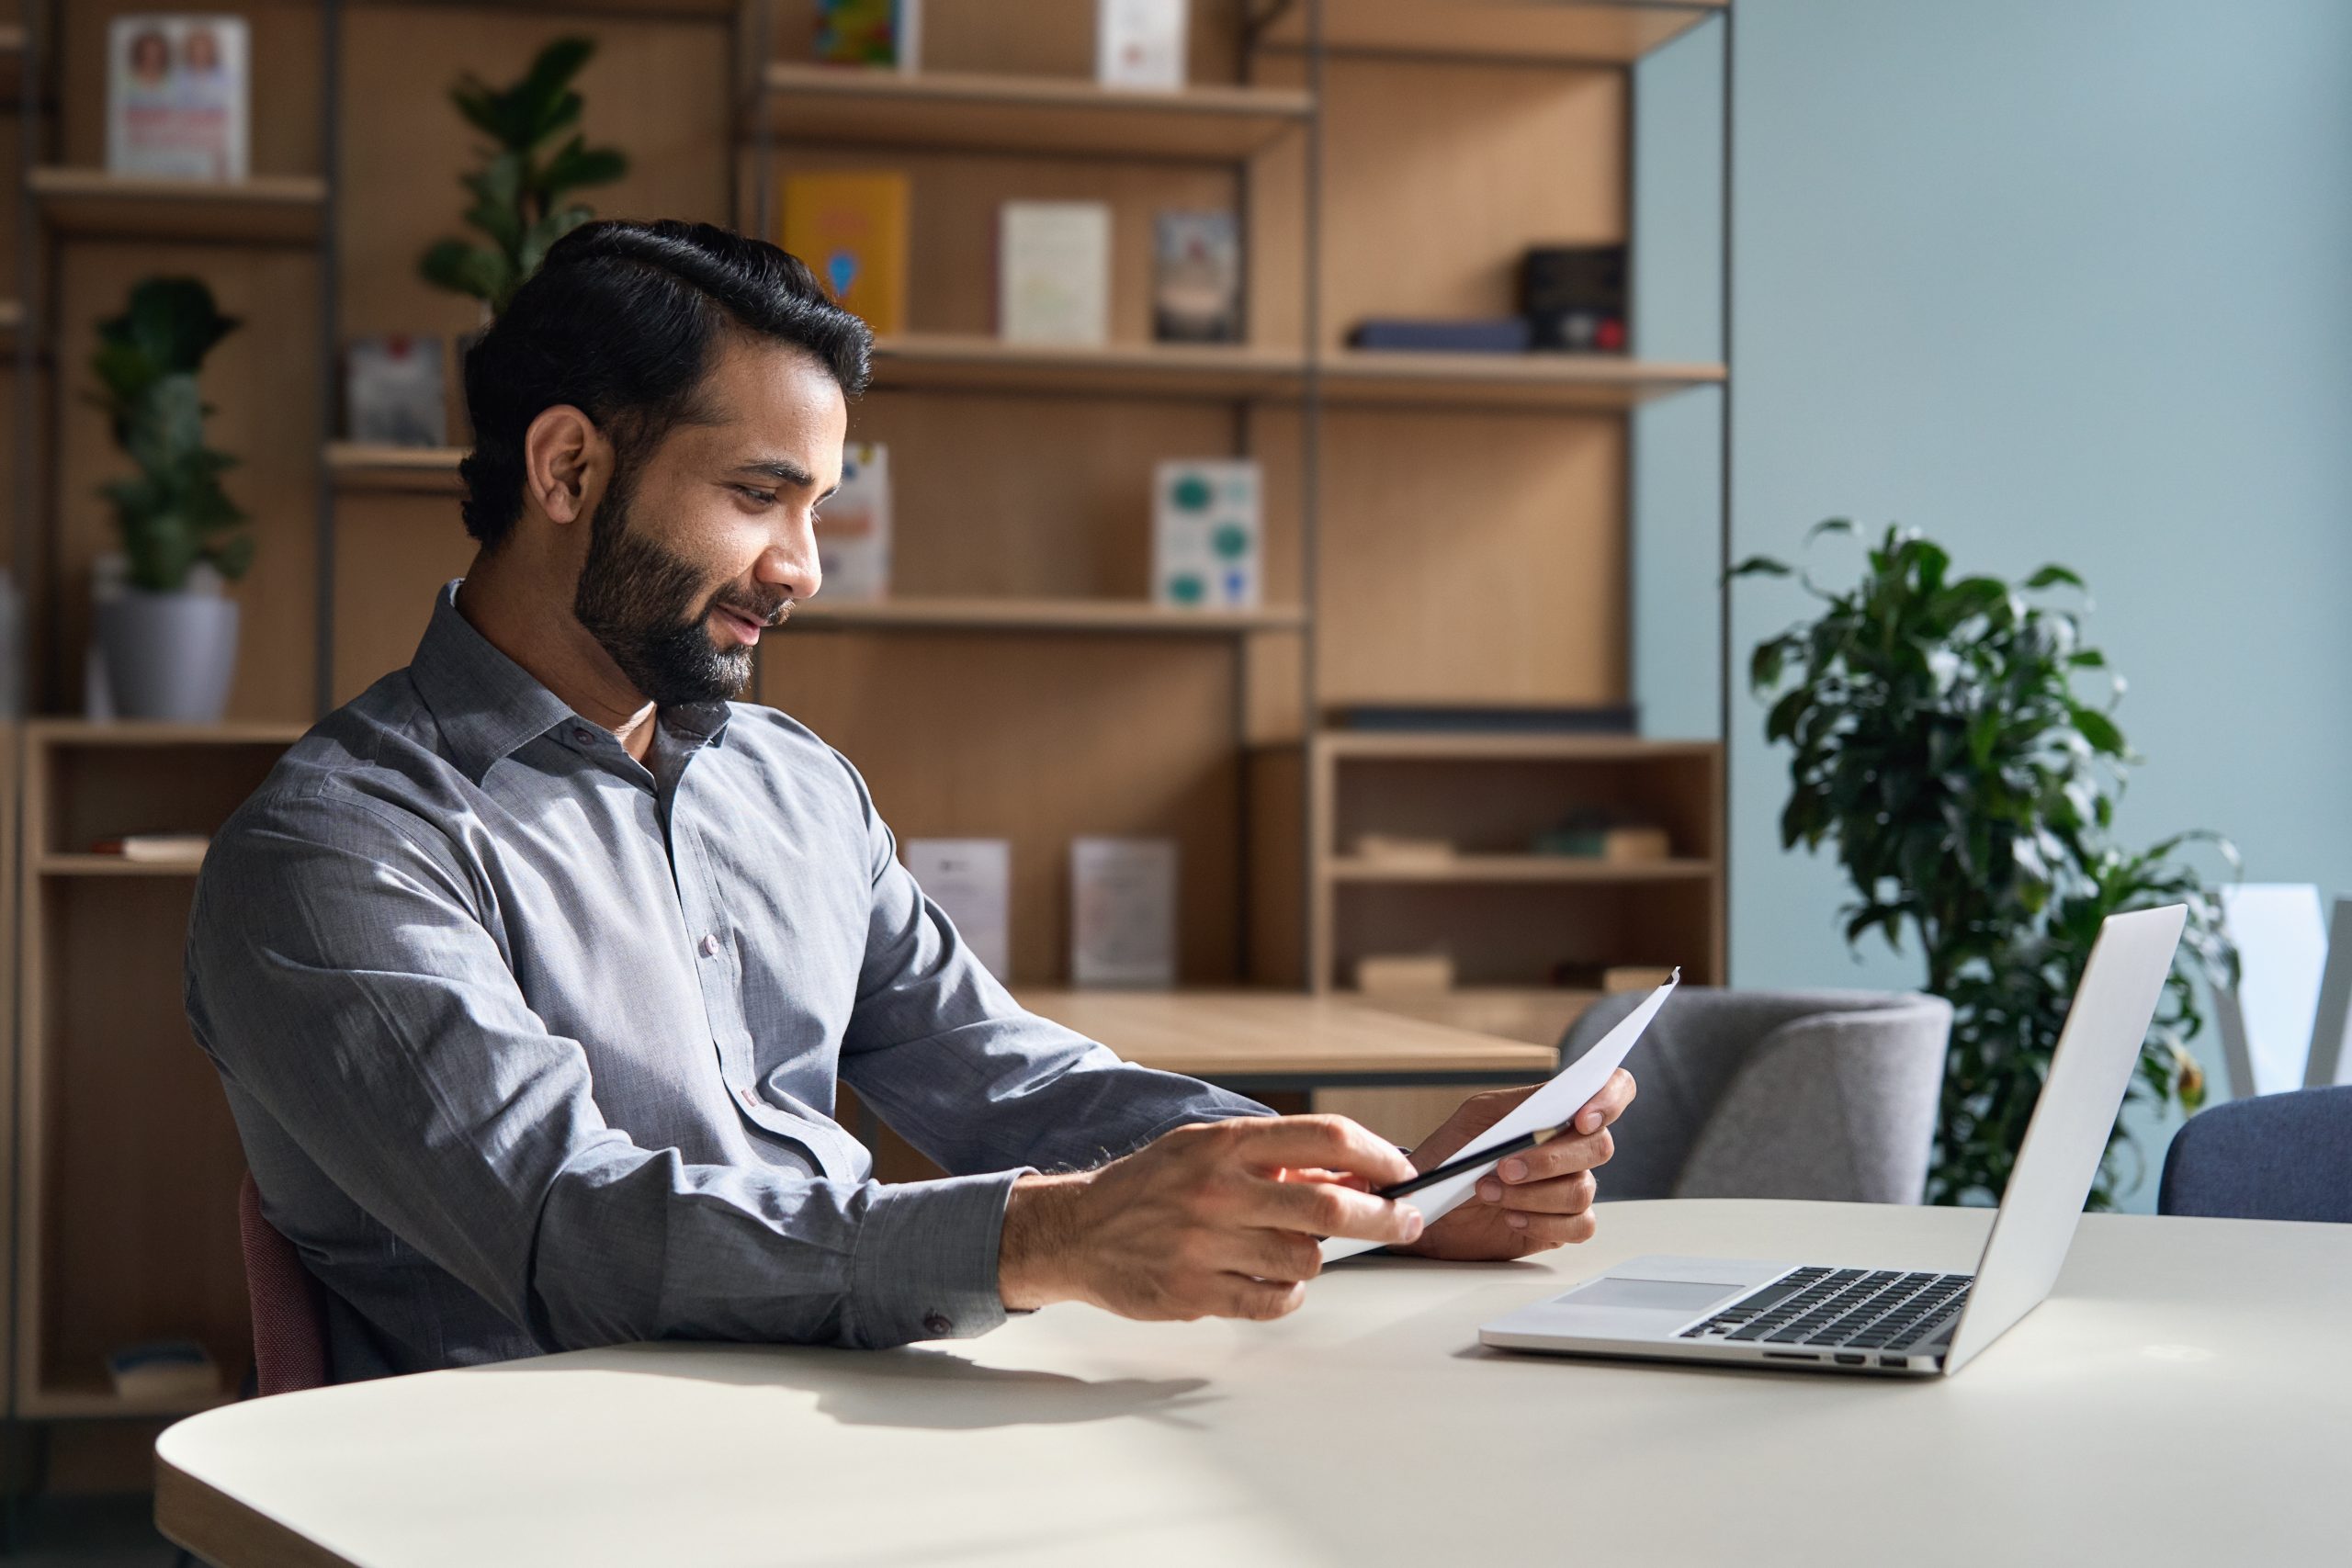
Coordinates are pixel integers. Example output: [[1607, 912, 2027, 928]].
[[156, 1200, 2352, 1567]]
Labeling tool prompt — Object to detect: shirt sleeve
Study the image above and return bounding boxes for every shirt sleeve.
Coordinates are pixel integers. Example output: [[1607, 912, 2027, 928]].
[[186, 787, 1020, 1354], [831, 759, 1273, 1178]]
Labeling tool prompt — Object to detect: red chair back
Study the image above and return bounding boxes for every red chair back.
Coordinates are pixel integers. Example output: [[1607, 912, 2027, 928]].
[[238, 1170, 329, 1395]]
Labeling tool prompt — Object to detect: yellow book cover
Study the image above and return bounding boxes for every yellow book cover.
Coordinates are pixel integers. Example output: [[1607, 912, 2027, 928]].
[[780, 172, 910, 337]]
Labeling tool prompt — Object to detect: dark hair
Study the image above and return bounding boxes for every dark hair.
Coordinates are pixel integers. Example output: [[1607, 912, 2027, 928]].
[[458, 219, 872, 548]]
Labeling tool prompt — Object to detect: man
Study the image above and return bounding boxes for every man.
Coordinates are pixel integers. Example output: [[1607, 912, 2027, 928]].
[[187, 220, 1634, 1381]]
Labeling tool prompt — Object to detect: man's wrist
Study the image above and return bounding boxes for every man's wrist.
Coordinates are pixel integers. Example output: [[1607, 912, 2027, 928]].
[[999, 1170, 1091, 1311]]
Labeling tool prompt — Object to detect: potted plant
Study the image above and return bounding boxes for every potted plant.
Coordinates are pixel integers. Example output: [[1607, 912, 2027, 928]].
[[89, 277, 251, 723], [1736, 522, 2237, 1208], [419, 36, 628, 318]]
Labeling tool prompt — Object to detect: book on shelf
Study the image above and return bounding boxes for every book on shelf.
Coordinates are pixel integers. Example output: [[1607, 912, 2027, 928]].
[[1351, 833, 1455, 868], [1354, 953, 1456, 995], [1152, 210, 1241, 344], [1152, 459, 1261, 610], [1349, 318, 1532, 354], [905, 839, 1011, 977], [105, 1338, 219, 1403], [1097, 0, 1188, 91], [815, 442, 891, 602], [90, 834, 210, 864], [1531, 822, 1672, 863], [999, 201, 1112, 347], [814, 0, 922, 71], [107, 15, 249, 182], [1071, 838, 1176, 989], [344, 334, 447, 447], [781, 172, 910, 337]]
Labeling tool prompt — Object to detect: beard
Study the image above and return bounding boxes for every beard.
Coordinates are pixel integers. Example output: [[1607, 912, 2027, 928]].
[[571, 459, 788, 707]]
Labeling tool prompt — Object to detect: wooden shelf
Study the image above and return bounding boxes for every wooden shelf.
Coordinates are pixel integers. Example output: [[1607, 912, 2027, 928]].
[[22, 718, 308, 748], [0, 25, 22, 107], [351, 0, 737, 13], [758, 64, 1314, 160], [872, 334, 1306, 400], [36, 854, 206, 877], [30, 169, 327, 246], [0, 299, 21, 339], [1317, 733, 1721, 761], [1250, 0, 1726, 65], [327, 443, 465, 492], [787, 598, 1307, 636], [1328, 854, 1718, 884], [1318, 351, 1725, 411]]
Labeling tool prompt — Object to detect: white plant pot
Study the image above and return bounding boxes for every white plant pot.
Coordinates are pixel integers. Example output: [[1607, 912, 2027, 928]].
[[97, 590, 240, 722]]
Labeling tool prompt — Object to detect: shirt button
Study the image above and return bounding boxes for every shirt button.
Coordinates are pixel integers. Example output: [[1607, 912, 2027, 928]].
[[739, 1087, 759, 1109], [700, 932, 720, 957], [571, 727, 595, 745], [922, 1312, 954, 1337]]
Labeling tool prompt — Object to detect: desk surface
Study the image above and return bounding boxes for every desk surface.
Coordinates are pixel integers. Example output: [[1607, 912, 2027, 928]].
[[1013, 987, 1559, 1078], [156, 1199, 2352, 1568]]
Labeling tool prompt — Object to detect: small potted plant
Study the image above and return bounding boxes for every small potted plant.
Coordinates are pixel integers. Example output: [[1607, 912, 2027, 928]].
[[89, 277, 251, 723], [419, 36, 628, 318]]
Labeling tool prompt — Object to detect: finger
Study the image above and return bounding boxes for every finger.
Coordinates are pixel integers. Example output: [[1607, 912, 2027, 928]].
[[1498, 1126, 1614, 1184], [1487, 1170, 1598, 1215], [1224, 1114, 1416, 1186], [1497, 1210, 1601, 1249], [1251, 1172, 1425, 1247], [1279, 1168, 1373, 1192], [1211, 1276, 1306, 1322], [1209, 1228, 1326, 1284], [1570, 1068, 1638, 1134]]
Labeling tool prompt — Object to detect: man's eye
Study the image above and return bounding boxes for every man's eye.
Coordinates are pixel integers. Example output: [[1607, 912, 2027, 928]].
[[733, 486, 776, 507]]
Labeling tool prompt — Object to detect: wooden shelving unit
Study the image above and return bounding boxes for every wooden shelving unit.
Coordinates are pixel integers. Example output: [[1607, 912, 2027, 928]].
[[28, 169, 329, 245], [1, 0, 1731, 1461], [13, 723, 305, 1422], [1327, 853, 1717, 884]]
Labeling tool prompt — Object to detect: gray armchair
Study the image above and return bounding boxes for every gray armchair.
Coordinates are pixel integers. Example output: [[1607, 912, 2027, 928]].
[[1560, 988, 1952, 1205]]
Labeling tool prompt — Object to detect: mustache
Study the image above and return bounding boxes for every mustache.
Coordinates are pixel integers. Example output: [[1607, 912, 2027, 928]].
[[709, 588, 794, 629]]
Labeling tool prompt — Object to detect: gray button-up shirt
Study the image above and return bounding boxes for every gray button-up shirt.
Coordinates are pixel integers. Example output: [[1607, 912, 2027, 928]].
[[186, 584, 1267, 1381]]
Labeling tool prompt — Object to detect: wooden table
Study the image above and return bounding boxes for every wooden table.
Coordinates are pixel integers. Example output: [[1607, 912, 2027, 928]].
[[155, 1199, 2352, 1566]]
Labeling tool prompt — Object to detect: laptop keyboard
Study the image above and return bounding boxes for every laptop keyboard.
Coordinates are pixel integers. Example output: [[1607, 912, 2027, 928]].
[[1677, 1267, 1973, 1353]]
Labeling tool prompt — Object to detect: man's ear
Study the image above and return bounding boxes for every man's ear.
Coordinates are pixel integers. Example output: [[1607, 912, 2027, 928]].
[[521, 404, 608, 528]]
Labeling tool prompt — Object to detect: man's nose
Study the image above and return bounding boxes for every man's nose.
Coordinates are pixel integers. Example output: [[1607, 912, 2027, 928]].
[[756, 515, 821, 603]]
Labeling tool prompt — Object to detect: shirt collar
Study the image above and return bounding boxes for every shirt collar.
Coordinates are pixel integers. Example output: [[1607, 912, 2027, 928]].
[[410, 582, 578, 782], [408, 581, 738, 784]]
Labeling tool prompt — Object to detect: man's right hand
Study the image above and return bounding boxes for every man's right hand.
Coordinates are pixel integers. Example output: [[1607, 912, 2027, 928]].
[[997, 1115, 1423, 1322]]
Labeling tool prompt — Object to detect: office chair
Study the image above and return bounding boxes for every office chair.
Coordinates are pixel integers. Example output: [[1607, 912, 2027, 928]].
[[238, 1171, 330, 1395], [1557, 987, 1951, 1204], [2157, 1086, 2352, 1224]]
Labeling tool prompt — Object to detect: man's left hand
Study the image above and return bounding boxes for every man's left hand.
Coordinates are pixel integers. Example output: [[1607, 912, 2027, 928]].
[[1391, 1069, 1637, 1261]]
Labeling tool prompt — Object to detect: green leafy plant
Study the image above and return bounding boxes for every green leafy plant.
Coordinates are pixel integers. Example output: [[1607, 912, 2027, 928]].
[[419, 37, 628, 315], [88, 277, 251, 593], [1735, 521, 2236, 1208]]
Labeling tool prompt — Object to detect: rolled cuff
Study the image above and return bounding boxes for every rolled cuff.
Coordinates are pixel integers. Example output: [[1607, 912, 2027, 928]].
[[845, 1168, 1028, 1348]]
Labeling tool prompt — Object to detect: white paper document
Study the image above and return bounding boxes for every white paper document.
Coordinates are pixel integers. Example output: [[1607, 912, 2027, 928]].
[[1320, 969, 1680, 1263]]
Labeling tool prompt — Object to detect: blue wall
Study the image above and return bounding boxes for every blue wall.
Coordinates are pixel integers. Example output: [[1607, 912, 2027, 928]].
[[1634, 0, 2352, 1206]]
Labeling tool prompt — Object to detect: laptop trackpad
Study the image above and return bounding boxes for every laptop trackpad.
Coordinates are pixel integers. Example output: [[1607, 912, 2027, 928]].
[[1565, 1277, 1745, 1314]]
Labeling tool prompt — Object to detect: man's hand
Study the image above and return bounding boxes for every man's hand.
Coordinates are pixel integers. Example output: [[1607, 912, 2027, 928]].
[[998, 1115, 1422, 1322], [1392, 1068, 1637, 1262]]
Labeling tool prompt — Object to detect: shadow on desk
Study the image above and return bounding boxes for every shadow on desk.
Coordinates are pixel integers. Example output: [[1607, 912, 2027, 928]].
[[471, 1340, 1218, 1432]]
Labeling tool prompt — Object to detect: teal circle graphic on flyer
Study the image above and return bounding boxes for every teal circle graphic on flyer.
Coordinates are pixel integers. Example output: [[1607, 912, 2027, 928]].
[[1172, 475, 1214, 511], [1212, 524, 1250, 559], [1167, 573, 1205, 604]]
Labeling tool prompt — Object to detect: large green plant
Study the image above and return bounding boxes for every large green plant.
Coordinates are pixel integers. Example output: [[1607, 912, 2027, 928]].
[[88, 277, 251, 593], [419, 37, 628, 316], [1736, 522, 2235, 1208]]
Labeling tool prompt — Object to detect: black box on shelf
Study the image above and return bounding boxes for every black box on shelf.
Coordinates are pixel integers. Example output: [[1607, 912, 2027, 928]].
[[1522, 244, 1628, 353]]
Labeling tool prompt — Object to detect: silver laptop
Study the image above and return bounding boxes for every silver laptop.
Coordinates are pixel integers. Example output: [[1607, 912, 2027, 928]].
[[1480, 905, 2188, 1378]]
